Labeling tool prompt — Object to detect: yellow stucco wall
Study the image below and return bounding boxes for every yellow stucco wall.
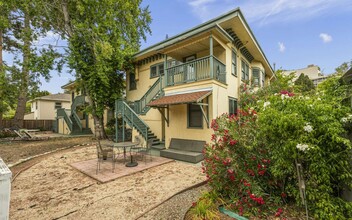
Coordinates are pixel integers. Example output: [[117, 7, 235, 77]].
[[57, 118, 70, 134], [127, 33, 270, 147]]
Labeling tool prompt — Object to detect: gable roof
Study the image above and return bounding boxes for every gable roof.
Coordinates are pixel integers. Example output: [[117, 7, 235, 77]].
[[134, 8, 274, 77], [31, 93, 71, 102]]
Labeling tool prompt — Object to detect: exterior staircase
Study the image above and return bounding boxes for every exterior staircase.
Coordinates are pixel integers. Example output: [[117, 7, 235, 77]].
[[130, 77, 164, 115], [56, 95, 92, 135], [116, 77, 165, 145], [116, 100, 161, 145]]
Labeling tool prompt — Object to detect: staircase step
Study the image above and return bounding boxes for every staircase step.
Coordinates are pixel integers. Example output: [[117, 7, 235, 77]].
[[151, 144, 166, 150]]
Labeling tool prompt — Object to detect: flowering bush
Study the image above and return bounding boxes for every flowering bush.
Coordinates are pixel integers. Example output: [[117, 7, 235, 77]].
[[257, 88, 352, 219], [203, 109, 283, 217], [202, 73, 352, 219]]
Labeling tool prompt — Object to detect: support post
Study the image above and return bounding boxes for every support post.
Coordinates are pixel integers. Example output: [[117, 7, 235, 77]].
[[122, 102, 125, 142], [209, 35, 214, 79], [164, 54, 168, 87]]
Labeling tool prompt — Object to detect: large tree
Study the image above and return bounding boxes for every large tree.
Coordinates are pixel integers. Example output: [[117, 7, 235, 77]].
[[42, 0, 151, 138], [1, 0, 62, 128], [294, 73, 315, 92]]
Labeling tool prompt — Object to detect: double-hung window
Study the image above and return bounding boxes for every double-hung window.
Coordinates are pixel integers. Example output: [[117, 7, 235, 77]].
[[241, 60, 249, 81], [188, 104, 203, 128], [229, 98, 237, 116], [150, 62, 164, 78], [231, 50, 237, 76], [261, 70, 265, 87], [129, 73, 137, 90], [55, 102, 62, 109], [252, 68, 260, 86]]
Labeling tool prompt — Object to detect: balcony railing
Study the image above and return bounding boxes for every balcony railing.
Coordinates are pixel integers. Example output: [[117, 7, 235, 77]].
[[166, 55, 226, 86]]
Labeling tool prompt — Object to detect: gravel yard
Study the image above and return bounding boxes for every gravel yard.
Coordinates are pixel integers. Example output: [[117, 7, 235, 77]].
[[10, 145, 206, 219]]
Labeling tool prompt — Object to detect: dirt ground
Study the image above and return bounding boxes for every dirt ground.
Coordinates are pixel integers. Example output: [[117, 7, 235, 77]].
[[0, 134, 94, 165], [9, 145, 206, 220]]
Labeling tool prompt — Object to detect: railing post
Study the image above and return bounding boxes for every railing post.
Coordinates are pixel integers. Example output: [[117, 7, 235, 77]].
[[164, 54, 168, 87], [122, 102, 125, 142], [209, 35, 214, 79]]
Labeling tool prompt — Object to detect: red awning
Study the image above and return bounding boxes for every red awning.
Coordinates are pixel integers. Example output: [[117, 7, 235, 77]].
[[147, 90, 212, 107]]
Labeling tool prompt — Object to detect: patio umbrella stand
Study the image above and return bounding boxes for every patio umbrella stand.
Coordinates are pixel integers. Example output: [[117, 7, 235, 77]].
[[126, 155, 138, 167]]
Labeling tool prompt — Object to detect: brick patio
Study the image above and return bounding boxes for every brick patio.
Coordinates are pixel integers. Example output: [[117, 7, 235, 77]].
[[70, 156, 174, 183]]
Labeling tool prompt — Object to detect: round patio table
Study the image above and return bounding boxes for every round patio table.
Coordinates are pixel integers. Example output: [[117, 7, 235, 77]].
[[113, 142, 139, 167]]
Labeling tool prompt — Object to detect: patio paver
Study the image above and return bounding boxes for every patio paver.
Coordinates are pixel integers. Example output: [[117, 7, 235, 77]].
[[70, 156, 174, 183]]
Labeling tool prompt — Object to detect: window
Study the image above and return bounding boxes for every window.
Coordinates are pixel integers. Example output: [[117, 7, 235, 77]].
[[229, 98, 237, 116], [150, 62, 164, 78], [35, 101, 38, 110], [241, 60, 249, 81], [231, 50, 237, 76], [129, 73, 137, 90], [252, 68, 260, 86], [188, 104, 203, 128], [261, 70, 265, 87], [55, 102, 62, 109]]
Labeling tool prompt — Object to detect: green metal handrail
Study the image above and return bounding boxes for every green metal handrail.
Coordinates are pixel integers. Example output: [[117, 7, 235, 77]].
[[117, 100, 149, 140], [57, 108, 73, 132], [72, 111, 82, 131], [71, 95, 86, 111], [166, 55, 226, 86], [131, 77, 164, 115]]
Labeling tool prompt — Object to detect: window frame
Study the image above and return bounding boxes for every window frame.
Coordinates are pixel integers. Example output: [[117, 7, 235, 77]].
[[150, 62, 165, 79], [129, 72, 137, 91], [228, 97, 238, 116], [261, 70, 265, 87], [231, 50, 237, 76], [187, 103, 203, 129], [55, 102, 62, 109], [252, 68, 260, 86], [241, 59, 249, 81]]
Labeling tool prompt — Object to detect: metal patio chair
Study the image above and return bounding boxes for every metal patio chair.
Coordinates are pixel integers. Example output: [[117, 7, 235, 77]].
[[96, 139, 115, 174]]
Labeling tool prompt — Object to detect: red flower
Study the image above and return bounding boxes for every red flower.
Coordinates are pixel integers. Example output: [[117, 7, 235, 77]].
[[229, 139, 238, 146], [281, 192, 287, 198], [246, 169, 255, 176], [211, 134, 217, 141], [258, 170, 266, 176], [275, 208, 283, 217]]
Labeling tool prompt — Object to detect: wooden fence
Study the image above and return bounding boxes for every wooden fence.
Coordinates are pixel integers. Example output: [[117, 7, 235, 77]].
[[1, 120, 55, 131]]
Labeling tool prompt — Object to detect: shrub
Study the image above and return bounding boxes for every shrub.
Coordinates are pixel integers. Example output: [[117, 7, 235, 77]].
[[202, 74, 352, 219]]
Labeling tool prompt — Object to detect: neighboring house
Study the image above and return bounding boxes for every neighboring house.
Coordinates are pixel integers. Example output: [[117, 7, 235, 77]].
[[118, 8, 275, 149], [283, 64, 329, 86], [24, 93, 71, 120], [56, 81, 110, 135]]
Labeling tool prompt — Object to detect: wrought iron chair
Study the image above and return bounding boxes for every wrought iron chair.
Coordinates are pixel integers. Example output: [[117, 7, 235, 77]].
[[139, 138, 154, 164], [130, 135, 143, 160], [96, 139, 115, 174]]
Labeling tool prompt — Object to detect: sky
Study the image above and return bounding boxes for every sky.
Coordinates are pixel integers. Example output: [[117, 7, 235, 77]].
[[5, 0, 352, 93]]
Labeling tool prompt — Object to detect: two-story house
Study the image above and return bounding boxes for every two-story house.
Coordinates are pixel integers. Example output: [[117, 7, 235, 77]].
[[24, 93, 71, 120], [116, 8, 274, 149]]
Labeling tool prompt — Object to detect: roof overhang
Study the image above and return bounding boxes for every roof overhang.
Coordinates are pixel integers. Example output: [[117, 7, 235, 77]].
[[147, 90, 212, 107], [134, 8, 274, 78]]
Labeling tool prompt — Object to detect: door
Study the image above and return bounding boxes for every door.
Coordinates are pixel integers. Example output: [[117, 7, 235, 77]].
[[184, 55, 196, 81]]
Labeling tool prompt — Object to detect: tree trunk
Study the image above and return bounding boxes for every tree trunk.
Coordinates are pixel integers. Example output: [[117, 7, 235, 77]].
[[0, 112, 3, 130], [86, 93, 107, 139], [61, 0, 73, 37], [93, 115, 107, 140], [13, 11, 30, 129]]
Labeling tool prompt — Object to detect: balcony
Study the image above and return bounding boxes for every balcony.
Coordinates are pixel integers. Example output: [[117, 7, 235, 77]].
[[166, 55, 226, 86]]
